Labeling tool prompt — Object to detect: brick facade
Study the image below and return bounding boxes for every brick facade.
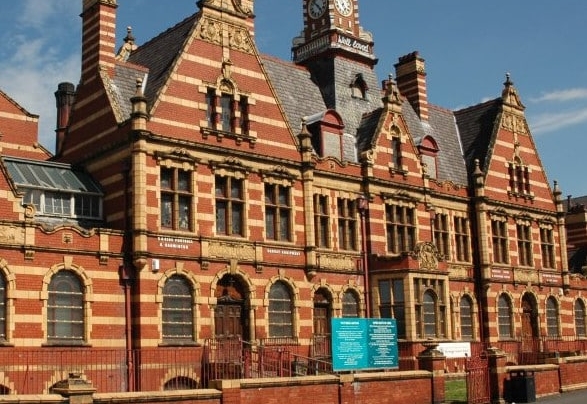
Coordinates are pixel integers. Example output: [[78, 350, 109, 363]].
[[0, 0, 586, 398]]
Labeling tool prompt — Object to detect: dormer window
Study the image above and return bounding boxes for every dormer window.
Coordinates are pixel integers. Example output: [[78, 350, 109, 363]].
[[418, 136, 439, 178], [351, 73, 368, 99]]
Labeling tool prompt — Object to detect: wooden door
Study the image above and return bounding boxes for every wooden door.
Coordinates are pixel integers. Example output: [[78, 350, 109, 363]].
[[215, 303, 243, 338], [521, 295, 538, 352]]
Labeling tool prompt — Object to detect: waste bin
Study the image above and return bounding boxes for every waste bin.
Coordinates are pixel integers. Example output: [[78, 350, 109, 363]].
[[509, 370, 536, 403]]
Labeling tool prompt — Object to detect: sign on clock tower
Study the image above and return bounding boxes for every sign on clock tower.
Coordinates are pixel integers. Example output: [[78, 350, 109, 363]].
[[294, 0, 376, 67]]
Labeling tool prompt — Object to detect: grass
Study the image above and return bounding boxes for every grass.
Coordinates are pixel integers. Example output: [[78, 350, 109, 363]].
[[445, 378, 467, 404]]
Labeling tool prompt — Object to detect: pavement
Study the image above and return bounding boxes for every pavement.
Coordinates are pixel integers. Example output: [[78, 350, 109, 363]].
[[534, 389, 587, 404]]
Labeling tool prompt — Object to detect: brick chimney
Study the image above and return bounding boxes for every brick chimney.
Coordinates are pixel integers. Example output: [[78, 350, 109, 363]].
[[394, 51, 429, 121], [81, 0, 118, 83], [54, 82, 76, 155]]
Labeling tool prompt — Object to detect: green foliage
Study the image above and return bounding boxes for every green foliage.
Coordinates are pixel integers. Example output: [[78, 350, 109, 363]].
[[445, 378, 467, 404]]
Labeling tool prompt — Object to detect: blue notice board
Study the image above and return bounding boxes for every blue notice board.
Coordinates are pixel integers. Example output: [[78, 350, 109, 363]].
[[331, 318, 398, 372]]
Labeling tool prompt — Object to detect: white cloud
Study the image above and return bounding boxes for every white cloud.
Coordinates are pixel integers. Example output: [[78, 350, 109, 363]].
[[529, 108, 587, 134], [530, 88, 587, 103]]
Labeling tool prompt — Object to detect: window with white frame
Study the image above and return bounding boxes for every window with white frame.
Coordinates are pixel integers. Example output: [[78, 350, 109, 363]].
[[47, 271, 84, 344]]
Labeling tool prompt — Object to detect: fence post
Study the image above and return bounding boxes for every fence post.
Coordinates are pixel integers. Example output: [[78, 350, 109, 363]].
[[486, 347, 507, 404], [52, 373, 96, 404], [417, 341, 446, 404]]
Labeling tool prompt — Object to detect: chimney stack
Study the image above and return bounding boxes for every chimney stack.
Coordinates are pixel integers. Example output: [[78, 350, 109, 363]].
[[81, 0, 118, 83], [54, 82, 76, 155], [394, 52, 429, 121]]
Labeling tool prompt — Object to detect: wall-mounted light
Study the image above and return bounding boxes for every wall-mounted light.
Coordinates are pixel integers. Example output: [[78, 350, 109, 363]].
[[152, 259, 160, 272]]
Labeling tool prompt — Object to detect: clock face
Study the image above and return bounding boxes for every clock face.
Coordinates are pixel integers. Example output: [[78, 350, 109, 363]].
[[334, 0, 353, 16], [308, 0, 327, 19]]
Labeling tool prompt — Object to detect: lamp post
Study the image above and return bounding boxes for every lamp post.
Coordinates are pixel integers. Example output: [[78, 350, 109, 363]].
[[357, 195, 370, 317]]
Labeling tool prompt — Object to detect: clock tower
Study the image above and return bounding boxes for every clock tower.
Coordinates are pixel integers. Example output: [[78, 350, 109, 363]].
[[294, 0, 376, 67], [292, 0, 379, 133]]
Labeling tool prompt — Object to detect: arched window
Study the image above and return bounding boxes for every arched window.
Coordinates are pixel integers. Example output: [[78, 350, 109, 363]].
[[460, 296, 474, 341], [164, 376, 198, 390], [48, 271, 84, 343], [546, 296, 560, 338], [0, 274, 6, 341], [342, 290, 359, 318], [268, 281, 293, 337], [423, 290, 437, 338], [350, 73, 368, 99], [497, 294, 513, 339], [574, 300, 586, 338], [162, 275, 194, 343]]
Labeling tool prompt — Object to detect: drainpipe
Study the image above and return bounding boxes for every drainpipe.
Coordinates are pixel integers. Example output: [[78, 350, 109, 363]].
[[120, 158, 135, 391], [358, 195, 370, 317]]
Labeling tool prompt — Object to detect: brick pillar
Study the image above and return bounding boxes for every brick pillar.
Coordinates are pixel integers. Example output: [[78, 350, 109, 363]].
[[338, 373, 356, 404], [418, 342, 446, 404], [51, 373, 96, 404], [210, 379, 242, 404], [486, 347, 507, 404]]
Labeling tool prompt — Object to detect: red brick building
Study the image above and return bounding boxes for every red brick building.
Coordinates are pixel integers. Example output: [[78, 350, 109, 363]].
[[0, 0, 585, 395]]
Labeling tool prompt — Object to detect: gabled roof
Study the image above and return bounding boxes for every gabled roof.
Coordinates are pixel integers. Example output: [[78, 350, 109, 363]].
[[3, 157, 102, 195], [126, 14, 199, 108], [454, 99, 501, 174], [0, 89, 39, 119]]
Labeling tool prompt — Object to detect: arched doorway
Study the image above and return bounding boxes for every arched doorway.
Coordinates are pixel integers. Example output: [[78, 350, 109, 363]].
[[521, 293, 539, 352], [214, 274, 249, 341], [312, 287, 332, 360]]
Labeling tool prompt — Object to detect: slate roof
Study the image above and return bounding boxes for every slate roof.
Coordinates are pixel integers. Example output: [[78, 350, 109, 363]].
[[428, 106, 468, 185], [454, 99, 501, 176], [126, 14, 199, 108], [261, 55, 326, 133], [104, 9, 506, 189]]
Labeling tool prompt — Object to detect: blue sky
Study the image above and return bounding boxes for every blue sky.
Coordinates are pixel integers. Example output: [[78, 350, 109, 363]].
[[0, 0, 586, 197]]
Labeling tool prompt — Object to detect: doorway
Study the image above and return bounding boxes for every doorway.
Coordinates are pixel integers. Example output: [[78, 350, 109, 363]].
[[214, 274, 249, 342], [521, 293, 539, 352]]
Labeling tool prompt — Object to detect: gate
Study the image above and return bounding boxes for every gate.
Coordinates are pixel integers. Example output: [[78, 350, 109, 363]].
[[466, 354, 490, 404]]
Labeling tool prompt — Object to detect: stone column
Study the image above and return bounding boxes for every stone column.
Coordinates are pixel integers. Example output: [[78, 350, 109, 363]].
[[418, 342, 446, 404]]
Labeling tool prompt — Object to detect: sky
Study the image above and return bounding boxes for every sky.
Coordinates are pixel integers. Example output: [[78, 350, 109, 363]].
[[0, 0, 586, 197]]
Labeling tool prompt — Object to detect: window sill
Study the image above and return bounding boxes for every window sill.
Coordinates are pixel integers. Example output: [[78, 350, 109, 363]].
[[201, 127, 257, 147], [159, 341, 202, 348], [42, 341, 91, 348]]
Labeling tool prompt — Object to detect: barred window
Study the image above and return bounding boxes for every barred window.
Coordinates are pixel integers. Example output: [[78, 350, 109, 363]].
[[540, 227, 555, 269], [491, 220, 508, 264], [378, 279, 405, 338], [546, 297, 560, 338], [265, 183, 291, 241], [498, 294, 513, 339], [460, 296, 474, 341], [454, 217, 470, 262], [48, 271, 84, 343], [433, 213, 450, 259], [574, 300, 586, 338], [162, 275, 194, 343], [386, 205, 415, 254], [268, 282, 293, 338], [337, 198, 358, 250], [517, 224, 533, 266], [314, 195, 330, 248], [161, 167, 192, 230], [216, 176, 244, 236], [342, 290, 359, 318]]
